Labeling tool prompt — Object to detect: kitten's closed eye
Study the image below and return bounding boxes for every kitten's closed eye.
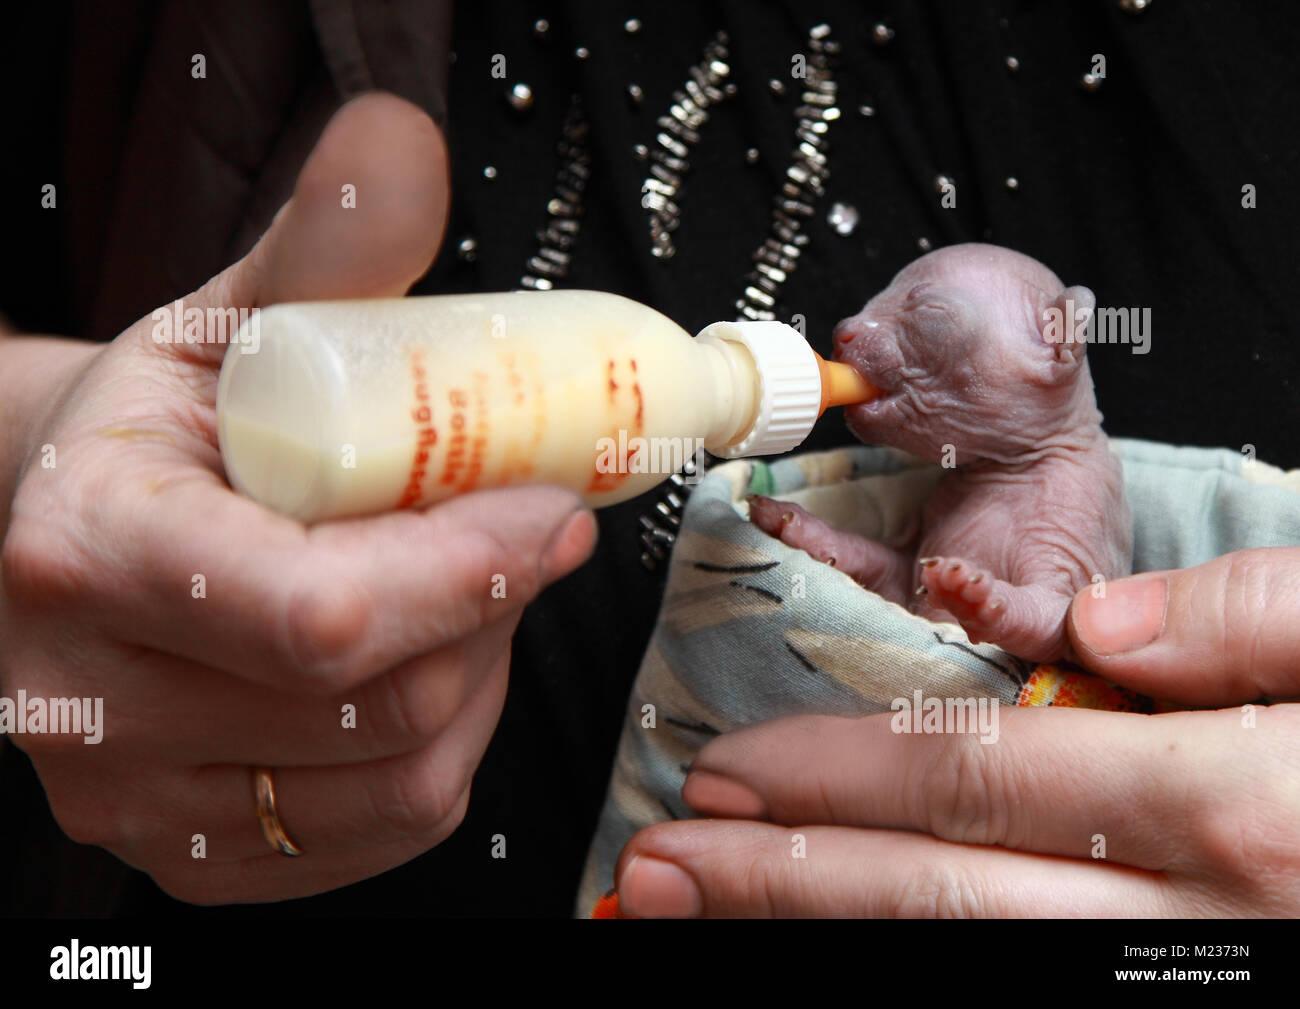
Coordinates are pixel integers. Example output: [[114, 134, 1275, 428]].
[[904, 283, 933, 305], [904, 283, 950, 314]]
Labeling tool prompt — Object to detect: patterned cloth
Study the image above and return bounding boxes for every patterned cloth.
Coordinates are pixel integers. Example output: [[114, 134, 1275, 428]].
[[577, 438, 1300, 916]]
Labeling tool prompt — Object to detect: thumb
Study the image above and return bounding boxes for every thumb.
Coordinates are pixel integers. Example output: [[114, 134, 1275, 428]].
[[1067, 548, 1300, 706], [182, 91, 450, 354]]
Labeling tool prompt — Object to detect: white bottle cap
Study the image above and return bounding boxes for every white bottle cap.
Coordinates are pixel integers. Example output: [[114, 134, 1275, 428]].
[[695, 320, 823, 458]]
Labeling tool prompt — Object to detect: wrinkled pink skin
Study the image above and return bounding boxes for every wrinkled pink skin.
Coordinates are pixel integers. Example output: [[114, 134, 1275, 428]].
[[749, 243, 1133, 662]]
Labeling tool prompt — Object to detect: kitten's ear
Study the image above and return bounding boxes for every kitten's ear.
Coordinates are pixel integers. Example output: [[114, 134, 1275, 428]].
[[1034, 285, 1095, 379]]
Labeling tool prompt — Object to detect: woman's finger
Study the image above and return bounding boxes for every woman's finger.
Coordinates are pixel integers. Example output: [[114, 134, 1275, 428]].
[[10, 477, 595, 692], [1069, 548, 1300, 705], [682, 705, 1300, 873], [152, 790, 473, 905], [190, 644, 511, 861], [37, 645, 504, 887], [175, 91, 451, 359], [614, 820, 1178, 918], [94, 607, 520, 766]]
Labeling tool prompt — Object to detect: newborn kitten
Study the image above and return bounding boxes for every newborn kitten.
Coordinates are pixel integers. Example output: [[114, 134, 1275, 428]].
[[749, 243, 1133, 662]]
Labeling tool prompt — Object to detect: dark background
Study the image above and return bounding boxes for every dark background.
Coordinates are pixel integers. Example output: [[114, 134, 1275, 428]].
[[2, 0, 1297, 917]]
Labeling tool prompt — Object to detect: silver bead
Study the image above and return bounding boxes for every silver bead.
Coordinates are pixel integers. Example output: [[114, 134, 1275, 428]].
[[745, 147, 760, 165], [769, 78, 786, 97], [858, 104, 875, 117], [872, 23, 894, 45], [917, 237, 932, 252], [1005, 176, 1020, 191], [482, 165, 498, 180], [506, 83, 533, 112], [823, 106, 841, 120], [1119, 0, 1150, 12], [1005, 55, 1020, 72], [627, 83, 644, 103], [827, 202, 859, 236], [456, 237, 477, 262], [633, 143, 649, 160], [449, 51, 457, 65], [724, 81, 738, 96], [575, 46, 590, 60], [1080, 71, 1102, 91], [934, 174, 954, 194], [533, 19, 549, 38], [624, 18, 642, 34]]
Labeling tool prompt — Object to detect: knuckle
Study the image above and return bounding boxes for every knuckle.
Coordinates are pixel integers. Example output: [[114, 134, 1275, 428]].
[[1214, 551, 1294, 693], [739, 847, 786, 917], [432, 785, 471, 841], [1183, 788, 1294, 891], [426, 523, 534, 639], [1, 519, 88, 606], [282, 574, 373, 687], [367, 658, 459, 745], [917, 733, 1008, 846], [368, 752, 462, 840], [463, 523, 540, 605], [890, 859, 986, 918], [1185, 802, 1251, 877]]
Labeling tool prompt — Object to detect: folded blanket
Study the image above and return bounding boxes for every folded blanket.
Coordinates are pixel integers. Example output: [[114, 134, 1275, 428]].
[[577, 438, 1300, 917]]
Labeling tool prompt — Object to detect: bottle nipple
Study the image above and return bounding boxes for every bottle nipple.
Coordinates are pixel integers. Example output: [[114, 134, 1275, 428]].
[[814, 353, 881, 414]]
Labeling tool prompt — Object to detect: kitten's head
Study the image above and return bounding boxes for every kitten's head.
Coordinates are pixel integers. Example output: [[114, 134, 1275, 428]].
[[833, 243, 1098, 462]]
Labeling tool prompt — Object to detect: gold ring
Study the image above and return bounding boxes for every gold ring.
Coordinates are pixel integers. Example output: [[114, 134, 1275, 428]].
[[251, 766, 304, 856]]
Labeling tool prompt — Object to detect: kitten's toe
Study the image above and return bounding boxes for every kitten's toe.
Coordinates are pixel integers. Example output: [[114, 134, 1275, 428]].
[[918, 556, 1003, 640]]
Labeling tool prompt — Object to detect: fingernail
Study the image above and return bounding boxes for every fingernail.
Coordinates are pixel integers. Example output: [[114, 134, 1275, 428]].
[[1072, 575, 1167, 654], [618, 856, 703, 918], [682, 770, 768, 819], [540, 509, 597, 583]]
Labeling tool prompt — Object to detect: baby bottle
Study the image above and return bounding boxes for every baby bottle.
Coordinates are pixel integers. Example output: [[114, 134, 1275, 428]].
[[216, 290, 876, 522]]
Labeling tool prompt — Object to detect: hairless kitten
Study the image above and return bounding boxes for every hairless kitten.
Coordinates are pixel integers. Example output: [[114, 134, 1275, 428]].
[[749, 243, 1133, 662]]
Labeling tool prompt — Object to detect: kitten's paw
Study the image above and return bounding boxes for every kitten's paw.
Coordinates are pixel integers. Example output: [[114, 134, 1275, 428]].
[[747, 495, 839, 564], [917, 556, 1003, 643], [748, 495, 911, 602]]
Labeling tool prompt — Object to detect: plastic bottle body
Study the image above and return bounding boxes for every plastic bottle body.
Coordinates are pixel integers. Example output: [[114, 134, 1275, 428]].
[[217, 290, 762, 522]]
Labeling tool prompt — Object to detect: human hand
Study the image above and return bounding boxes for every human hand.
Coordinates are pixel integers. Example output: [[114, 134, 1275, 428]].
[[612, 551, 1300, 916], [0, 93, 596, 903]]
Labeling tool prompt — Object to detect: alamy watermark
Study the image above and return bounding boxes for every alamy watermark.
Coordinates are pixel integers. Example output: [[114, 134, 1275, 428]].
[[0, 691, 104, 744], [1043, 300, 1151, 355], [593, 431, 707, 483], [50, 940, 150, 989], [151, 299, 260, 354], [891, 689, 1000, 744]]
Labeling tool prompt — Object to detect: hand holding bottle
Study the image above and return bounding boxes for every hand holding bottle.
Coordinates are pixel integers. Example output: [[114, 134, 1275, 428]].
[[0, 94, 595, 902]]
